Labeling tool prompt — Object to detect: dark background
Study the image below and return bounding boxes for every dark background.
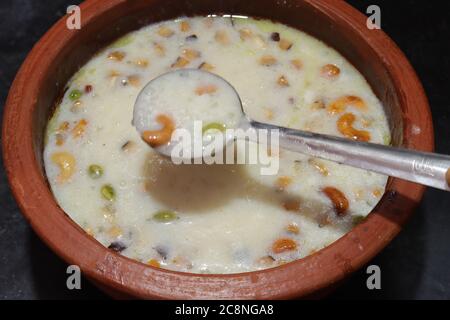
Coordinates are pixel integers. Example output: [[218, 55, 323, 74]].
[[0, 0, 449, 300]]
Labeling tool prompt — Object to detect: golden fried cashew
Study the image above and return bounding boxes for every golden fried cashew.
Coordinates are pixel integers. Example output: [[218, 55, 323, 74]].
[[327, 95, 367, 114], [322, 186, 349, 217], [337, 113, 371, 142], [272, 238, 298, 254], [51, 152, 76, 183], [321, 64, 340, 79], [72, 119, 88, 138], [142, 114, 175, 148]]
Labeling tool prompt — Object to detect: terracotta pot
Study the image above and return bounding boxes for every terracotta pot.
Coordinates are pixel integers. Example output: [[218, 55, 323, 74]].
[[2, 0, 432, 299]]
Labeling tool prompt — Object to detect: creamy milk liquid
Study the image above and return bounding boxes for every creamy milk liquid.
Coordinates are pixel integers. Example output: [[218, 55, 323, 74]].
[[43, 16, 390, 273], [133, 69, 242, 158]]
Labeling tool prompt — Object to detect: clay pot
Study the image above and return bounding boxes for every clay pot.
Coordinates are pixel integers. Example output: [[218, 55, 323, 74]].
[[2, 0, 432, 299]]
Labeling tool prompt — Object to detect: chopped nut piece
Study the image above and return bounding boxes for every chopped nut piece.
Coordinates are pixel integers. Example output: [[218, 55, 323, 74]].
[[279, 38, 293, 50], [72, 119, 88, 138], [321, 64, 341, 79], [198, 62, 214, 71], [107, 51, 125, 61], [55, 134, 64, 146], [276, 176, 292, 191], [182, 48, 201, 60], [147, 259, 161, 268], [277, 75, 289, 87], [153, 43, 165, 56], [108, 70, 121, 77], [259, 55, 277, 66], [70, 100, 83, 113], [372, 188, 383, 197], [195, 84, 218, 96], [127, 75, 141, 87], [291, 59, 303, 70], [58, 121, 70, 132], [215, 30, 230, 45], [272, 238, 297, 254], [180, 21, 190, 32], [286, 223, 300, 234], [171, 56, 190, 68], [157, 26, 174, 37], [239, 28, 253, 40], [133, 59, 149, 68]]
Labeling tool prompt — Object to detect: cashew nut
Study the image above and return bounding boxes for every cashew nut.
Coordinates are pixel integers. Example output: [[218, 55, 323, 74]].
[[337, 113, 371, 142], [272, 238, 298, 254], [321, 64, 340, 79], [328, 95, 367, 114], [322, 186, 349, 217], [142, 114, 175, 148], [51, 152, 76, 183]]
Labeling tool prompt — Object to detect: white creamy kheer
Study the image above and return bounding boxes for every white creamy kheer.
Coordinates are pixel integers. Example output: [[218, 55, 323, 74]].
[[44, 16, 390, 274], [132, 69, 242, 158]]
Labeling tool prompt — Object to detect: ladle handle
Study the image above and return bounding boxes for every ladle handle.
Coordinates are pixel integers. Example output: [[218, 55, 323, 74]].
[[250, 120, 450, 191]]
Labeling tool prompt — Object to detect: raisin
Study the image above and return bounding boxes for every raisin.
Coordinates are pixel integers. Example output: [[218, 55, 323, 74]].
[[108, 241, 127, 252], [270, 32, 280, 42]]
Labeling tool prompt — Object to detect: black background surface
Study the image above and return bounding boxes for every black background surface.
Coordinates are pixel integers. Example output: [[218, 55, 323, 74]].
[[0, 0, 449, 299]]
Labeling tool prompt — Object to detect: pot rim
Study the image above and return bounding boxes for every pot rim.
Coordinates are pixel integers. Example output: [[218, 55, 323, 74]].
[[2, 0, 433, 299]]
